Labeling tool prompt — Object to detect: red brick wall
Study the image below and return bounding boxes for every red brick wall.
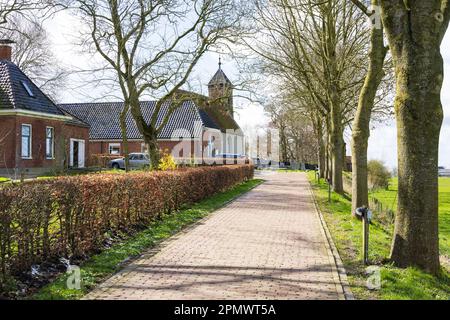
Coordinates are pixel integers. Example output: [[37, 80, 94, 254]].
[[0, 115, 89, 170], [89, 141, 143, 155], [0, 116, 16, 168]]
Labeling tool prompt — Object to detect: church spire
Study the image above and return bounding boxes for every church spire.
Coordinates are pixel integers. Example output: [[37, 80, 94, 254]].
[[208, 58, 234, 118]]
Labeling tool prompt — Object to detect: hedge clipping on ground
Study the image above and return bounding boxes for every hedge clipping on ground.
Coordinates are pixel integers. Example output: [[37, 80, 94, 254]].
[[0, 165, 254, 286]]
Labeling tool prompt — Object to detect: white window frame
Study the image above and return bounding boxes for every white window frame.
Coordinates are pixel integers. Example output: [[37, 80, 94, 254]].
[[21, 124, 32, 159], [108, 143, 121, 155], [141, 143, 149, 153], [45, 126, 55, 159]]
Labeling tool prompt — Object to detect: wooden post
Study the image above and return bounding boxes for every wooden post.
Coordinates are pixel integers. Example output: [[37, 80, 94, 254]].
[[362, 212, 369, 265]]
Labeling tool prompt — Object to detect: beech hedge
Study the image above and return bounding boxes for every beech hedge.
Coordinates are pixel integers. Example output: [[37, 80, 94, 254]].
[[0, 165, 253, 282]]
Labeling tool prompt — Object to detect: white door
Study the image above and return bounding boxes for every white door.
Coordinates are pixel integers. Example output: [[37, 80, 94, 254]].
[[78, 140, 85, 168], [69, 139, 85, 168], [69, 139, 74, 167]]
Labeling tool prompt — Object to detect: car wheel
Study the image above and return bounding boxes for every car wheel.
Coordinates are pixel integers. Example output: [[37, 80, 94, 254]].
[[112, 163, 120, 170]]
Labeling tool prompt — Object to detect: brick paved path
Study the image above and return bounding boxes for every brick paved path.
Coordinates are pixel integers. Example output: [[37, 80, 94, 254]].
[[85, 172, 344, 300]]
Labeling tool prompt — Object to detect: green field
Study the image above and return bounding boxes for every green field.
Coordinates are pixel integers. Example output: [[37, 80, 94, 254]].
[[307, 172, 450, 300], [370, 178, 450, 258]]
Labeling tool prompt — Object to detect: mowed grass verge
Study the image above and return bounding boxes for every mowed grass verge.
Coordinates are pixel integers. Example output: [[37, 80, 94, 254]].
[[307, 172, 450, 300], [370, 177, 450, 258], [32, 178, 263, 300]]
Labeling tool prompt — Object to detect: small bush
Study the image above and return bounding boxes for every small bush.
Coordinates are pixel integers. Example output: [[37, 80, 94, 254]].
[[0, 165, 253, 290], [368, 160, 391, 190], [158, 152, 177, 171]]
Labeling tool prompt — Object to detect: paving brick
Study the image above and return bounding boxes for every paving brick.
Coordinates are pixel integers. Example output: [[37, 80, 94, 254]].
[[85, 172, 343, 300]]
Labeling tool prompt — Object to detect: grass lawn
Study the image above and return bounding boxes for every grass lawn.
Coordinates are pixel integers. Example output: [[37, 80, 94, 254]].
[[307, 172, 450, 300], [32, 178, 263, 300], [0, 177, 10, 182], [370, 177, 450, 258]]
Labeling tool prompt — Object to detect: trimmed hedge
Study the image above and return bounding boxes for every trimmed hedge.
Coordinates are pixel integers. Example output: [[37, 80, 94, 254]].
[[0, 165, 253, 284]]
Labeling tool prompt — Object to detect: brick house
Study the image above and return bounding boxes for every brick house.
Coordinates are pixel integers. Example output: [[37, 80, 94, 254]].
[[0, 40, 90, 177], [59, 62, 244, 162]]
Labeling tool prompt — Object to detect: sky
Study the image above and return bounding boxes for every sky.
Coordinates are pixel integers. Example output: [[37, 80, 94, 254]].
[[44, 10, 450, 170]]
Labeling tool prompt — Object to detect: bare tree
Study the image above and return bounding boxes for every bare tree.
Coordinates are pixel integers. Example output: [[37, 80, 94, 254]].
[[0, 1, 58, 26], [0, 16, 67, 100], [379, 0, 450, 274], [348, 0, 389, 215], [66, 0, 247, 169], [245, 0, 368, 192]]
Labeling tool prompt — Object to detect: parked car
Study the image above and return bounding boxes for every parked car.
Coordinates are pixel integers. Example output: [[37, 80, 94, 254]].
[[108, 153, 150, 170], [438, 166, 450, 177]]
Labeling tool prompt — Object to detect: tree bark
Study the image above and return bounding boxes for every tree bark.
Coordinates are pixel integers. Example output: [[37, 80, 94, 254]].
[[330, 107, 344, 192], [119, 105, 130, 171], [325, 2, 344, 193], [317, 124, 326, 179], [145, 133, 160, 170], [351, 1, 388, 214], [380, 1, 448, 274]]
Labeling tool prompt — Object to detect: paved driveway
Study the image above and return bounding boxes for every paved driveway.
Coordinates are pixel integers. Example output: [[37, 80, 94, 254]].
[[85, 171, 345, 300]]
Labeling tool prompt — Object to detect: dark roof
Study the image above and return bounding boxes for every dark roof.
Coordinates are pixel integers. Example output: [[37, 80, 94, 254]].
[[174, 89, 240, 132], [58, 100, 209, 140], [198, 109, 221, 130], [208, 67, 232, 86], [200, 105, 241, 131], [0, 60, 64, 116]]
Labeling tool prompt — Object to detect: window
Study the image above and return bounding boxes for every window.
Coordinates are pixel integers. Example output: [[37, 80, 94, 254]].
[[109, 143, 121, 155], [21, 81, 35, 97], [46, 127, 54, 159], [21, 124, 32, 158], [141, 143, 148, 153]]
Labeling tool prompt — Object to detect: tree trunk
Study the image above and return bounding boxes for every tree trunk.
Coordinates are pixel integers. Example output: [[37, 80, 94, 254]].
[[342, 142, 347, 172], [380, 1, 447, 274], [330, 111, 344, 193], [389, 55, 443, 274], [351, 4, 387, 214], [312, 112, 326, 179], [119, 106, 130, 172], [144, 132, 160, 170], [279, 124, 288, 163], [325, 119, 332, 182], [325, 2, 344, 193], [318, 128, 325, 179]]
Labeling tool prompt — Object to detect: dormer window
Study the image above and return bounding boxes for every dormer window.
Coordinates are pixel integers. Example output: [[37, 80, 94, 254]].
[[21, 81, 35, 97]]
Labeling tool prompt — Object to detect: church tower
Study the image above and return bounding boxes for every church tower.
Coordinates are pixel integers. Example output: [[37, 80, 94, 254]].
[[208, 58, 234, 118]]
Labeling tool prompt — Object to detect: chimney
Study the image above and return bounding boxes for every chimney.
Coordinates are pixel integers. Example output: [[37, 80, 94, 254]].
[[0, 39, 14, 61]]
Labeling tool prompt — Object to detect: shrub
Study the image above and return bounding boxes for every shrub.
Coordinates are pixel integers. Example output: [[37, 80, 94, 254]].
[[0, 165, 253, 288], [158, 152, 177, 171], [367, 160, 391, 190]]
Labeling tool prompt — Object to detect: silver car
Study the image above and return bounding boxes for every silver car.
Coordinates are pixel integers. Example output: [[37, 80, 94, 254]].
[[109, 153, 150, 170]]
